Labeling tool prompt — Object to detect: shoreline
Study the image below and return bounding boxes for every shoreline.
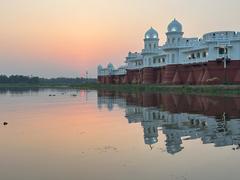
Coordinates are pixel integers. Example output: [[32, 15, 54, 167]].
[[1, 83, 240, 96], [73, 83, 240, 96]]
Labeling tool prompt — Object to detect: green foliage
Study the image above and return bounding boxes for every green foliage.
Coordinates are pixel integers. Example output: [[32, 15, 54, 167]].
[[0, 75, 39, 84], [72, 83, 240, 96], [0, 75, 97, 85]]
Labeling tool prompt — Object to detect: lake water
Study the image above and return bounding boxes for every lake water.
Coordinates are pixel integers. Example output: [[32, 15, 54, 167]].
[[0, 88, 240, 180]]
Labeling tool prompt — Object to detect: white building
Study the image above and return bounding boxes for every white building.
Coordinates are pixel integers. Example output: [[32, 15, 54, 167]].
[[98, 19, 240, 76]]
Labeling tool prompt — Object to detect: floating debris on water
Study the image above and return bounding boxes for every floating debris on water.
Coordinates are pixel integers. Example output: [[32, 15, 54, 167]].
[[3, 122, 8, 126], [49, 94, 56, 97]]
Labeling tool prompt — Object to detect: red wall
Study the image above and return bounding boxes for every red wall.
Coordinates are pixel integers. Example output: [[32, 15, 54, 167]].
[[98, 60, 240, 85], [98, 90, 240, 118]]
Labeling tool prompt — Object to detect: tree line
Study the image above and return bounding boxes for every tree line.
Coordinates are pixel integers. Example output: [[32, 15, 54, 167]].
[[0, 75, 96, 84]]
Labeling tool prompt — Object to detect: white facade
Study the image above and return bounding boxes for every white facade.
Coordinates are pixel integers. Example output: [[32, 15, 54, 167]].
[[98, 63, 127, 76], [98, 19, 240, 76]]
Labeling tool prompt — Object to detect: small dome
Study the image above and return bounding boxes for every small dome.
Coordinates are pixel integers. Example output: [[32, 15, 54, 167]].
[[145, 27, 158, 39], [108, 63, 114, 70], [167, 19, 182, 33]]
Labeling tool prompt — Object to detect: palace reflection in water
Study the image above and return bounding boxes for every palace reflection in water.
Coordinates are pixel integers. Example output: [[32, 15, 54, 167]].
[[97, 91, 240, 154]]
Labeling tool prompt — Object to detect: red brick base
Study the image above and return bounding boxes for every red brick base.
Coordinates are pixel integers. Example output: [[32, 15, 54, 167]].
[[98, 60, 240, 85]]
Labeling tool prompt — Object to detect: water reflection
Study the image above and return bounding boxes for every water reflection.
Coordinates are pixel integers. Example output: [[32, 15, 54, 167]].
[[97, 91, 240, 154], [0, 87, 40, 94]]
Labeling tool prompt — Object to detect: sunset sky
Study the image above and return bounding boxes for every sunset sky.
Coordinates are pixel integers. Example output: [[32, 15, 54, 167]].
[[1, 0, 240, 78]]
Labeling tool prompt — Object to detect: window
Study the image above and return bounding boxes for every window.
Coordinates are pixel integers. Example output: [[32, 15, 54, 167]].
[[153, 127, 156, 133], [191, 53, 195, 59], [203, 51, 207, 58], [158, 58, 161, 63], [149, 44, 151, 49], [148, 128, 151, 134], [219, 47, 227, 55], [172, 54, 175, 63], [162, 58, 165, 63], [153, 112, 156, 119], [197, 52, 201, 58], [172, 38, 175, 43], [153, 59, 156, 64]]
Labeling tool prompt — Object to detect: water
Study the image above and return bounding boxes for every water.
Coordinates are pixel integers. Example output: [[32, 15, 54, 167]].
[[0, 88, 240, 180]]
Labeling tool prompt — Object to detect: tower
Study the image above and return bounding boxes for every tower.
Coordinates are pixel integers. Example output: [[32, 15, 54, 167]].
[[142, 27, 159, 68], [144, 27, 159, 52], [165, 19, 184, 64], [166, 19, 184, 45]]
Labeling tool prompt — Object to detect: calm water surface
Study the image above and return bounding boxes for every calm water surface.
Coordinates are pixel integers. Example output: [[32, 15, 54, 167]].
[[0, 88, 240, 180]]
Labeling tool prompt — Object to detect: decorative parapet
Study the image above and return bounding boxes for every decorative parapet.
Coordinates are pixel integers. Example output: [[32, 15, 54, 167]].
[[203, 31, 240, 42]]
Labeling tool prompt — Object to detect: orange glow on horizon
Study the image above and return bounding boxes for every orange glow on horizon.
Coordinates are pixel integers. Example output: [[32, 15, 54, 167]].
[[1, 0, 240, 77]]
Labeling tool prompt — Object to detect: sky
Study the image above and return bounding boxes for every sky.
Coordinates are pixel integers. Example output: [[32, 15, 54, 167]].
[[0, 0, 240, 78]]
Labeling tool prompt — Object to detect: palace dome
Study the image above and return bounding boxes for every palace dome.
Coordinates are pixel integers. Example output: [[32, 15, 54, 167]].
[[167, 19, 182, 33], [145, 27, 159, 39]]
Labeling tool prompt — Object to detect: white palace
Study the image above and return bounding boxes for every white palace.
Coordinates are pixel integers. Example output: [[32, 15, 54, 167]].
[[98, 19, 240, 85]]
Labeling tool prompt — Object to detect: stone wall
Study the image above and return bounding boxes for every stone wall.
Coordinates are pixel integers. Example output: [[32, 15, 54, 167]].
[[98, 60, 240, 85]]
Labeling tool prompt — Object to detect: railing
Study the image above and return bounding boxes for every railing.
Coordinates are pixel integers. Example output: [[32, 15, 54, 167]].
[[203, 35, 240, 42], [182, 58, 208, 65]]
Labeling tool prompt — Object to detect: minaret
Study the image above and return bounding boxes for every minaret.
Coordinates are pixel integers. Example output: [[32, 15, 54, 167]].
[[166, 18, 184, 46], [143, 27, 159, 53], [164, 19, 184, 65], [142, 27, 159, 84]]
